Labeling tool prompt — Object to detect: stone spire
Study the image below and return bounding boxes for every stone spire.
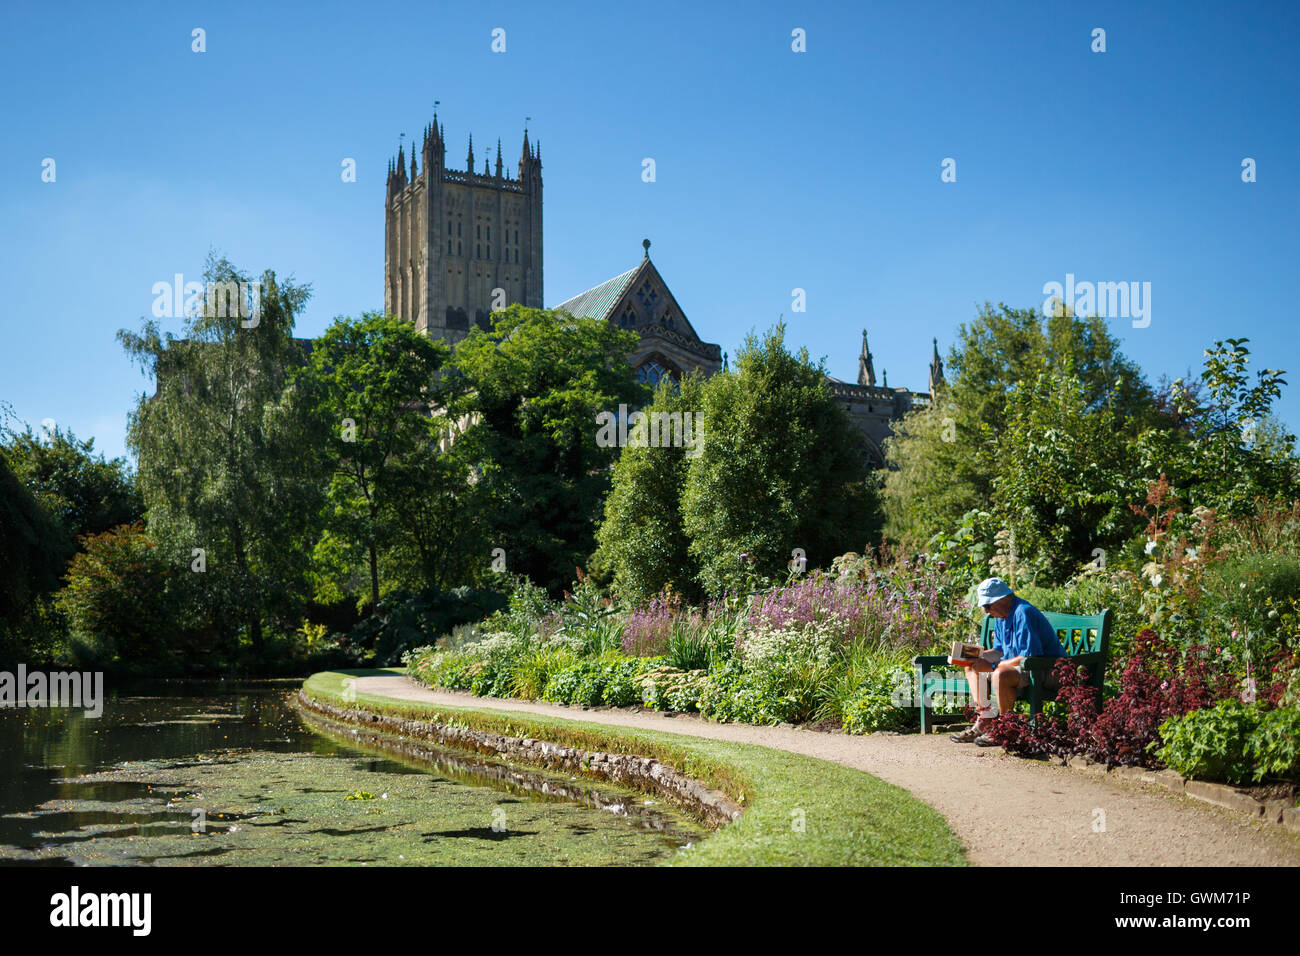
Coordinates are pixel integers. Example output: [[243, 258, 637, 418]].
[[495, 139, 503, 178], [857, 328, 876, 387], [928, 337, 946, 395], [466, 134, 474, 173]]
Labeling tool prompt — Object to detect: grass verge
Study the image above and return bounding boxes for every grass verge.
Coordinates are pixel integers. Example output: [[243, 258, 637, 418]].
[[302, 669, 967, 866]]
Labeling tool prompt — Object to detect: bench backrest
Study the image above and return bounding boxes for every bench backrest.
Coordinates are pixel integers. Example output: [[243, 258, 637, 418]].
[[979, 606, 1111, 658]]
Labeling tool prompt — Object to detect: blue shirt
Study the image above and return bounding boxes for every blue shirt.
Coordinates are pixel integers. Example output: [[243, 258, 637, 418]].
[[993, 597, 1066, 660]]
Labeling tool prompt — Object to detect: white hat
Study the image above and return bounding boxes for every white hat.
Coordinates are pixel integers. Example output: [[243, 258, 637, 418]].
[[976, 577, 1014, 607]]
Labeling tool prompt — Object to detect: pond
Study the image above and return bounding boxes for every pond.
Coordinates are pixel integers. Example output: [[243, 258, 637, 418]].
[[0, 682, 707, 866]]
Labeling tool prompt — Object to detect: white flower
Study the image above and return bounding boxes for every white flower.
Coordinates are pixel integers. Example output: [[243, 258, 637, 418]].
[[1145, 540, 1158, 556], [1185, 547, 1199, 561], [1151, 574, 1164, 588]]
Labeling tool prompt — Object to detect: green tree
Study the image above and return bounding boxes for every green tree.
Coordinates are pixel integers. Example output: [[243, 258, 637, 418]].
[[1137, 338, 1296, 516], [884, 302, 1157, 545], [681, 322, 881, 596], [118, 255, 320, 655], [55, 523, 188, 673], [3, 426, 141, 556], [0, 450, 65, 626], [993, 368, 1145, 583], [296, 312, 453, 608], [442, 304, 646, 595], [592, 371, 706, 603]]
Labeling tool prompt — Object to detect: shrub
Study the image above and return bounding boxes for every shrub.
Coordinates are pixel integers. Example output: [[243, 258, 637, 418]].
[[839, 662, 915, 734], [1247, 706, 1300, 782], [351, 585, 508, 666], [541, 652, 650, 707], [985, 629, 1235, 766], [1155, 699, 1262, 785], [637, 663, 706, 711], [54, 523, 193, 673], [1158, 701, 1300, 785]]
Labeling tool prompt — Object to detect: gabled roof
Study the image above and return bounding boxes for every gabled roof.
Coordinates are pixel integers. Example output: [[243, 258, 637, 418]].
[[552, 266, 639, 320]]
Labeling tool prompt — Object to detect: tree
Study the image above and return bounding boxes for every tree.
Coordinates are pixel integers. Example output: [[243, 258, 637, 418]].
[[0, 449, 65, 625], [55, 523, 188, 673], [993, 368, 1145, 583], [441, 304, 646, 595], [592, 371, 706, 604], [884, 302, 1157, 545], [118, 255, 320, 654], [2, 425, 142, 556], [681, 322, 881, 596], [1137, 338, 1296, 516], [296, 312, 452, 608]]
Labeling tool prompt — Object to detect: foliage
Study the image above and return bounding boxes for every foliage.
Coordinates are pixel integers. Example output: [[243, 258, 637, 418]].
[[985, 629, 1234, 766], [592, 372, 706, 603], [441, 304, 647, 595], [1135, 338, 1296, 518], [1155, 699, 1264, 785], [119, 254, 321, 653], [993, 368, 1146, 585], [681, 322, 881, 597], [295, 312, 456, 608], [346, 585, 508, 666], [2, 425, 142, 558], [831, 648, 916, 734], [54, 523, 196, 673], [884, 303, 1156, 544], [0, 450, 66, 629]]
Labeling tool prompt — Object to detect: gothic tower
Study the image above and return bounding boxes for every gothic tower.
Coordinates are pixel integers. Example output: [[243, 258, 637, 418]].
[[385, 115, 543, 346]]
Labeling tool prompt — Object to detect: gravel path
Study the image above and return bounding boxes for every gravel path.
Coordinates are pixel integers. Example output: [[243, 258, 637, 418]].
[[354, 675, 1300, 866]]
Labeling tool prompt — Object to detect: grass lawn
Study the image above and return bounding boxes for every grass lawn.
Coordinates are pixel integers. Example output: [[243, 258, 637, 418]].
[[302, 669, 967, 866]]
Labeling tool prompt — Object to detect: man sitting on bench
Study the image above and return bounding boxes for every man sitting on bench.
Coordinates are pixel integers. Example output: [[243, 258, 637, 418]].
[[950, 577, 1066, 746]]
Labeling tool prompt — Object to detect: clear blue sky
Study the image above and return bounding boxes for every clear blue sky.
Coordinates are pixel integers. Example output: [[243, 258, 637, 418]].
[[2, 0, 1297, 461]]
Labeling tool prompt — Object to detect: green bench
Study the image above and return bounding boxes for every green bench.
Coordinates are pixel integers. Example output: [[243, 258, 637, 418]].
[[911, 609, 1111, 734]]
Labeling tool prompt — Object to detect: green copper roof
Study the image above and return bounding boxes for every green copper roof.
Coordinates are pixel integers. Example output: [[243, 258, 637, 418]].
[[552, 265, 639, 320]]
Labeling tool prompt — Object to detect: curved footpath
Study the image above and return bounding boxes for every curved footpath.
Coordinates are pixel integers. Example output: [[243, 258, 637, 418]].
[[353, 674, 1300, 866]]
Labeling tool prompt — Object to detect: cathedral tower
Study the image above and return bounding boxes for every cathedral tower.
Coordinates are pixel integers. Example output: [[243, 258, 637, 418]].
[[385, 115, 543, 345]]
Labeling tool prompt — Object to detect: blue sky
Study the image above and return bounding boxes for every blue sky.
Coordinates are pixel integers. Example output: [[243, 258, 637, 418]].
[[2, 0, 1297, 461]]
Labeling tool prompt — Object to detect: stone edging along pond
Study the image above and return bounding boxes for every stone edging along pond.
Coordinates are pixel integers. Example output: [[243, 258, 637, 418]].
[[295, 689, 744, 827]]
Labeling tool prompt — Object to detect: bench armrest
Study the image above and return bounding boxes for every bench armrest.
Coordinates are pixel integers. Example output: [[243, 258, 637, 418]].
[[912, 655, 950, 667]]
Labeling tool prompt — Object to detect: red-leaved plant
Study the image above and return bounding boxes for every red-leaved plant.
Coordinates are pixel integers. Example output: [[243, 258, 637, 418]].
[[985, 629, 1237, 767]]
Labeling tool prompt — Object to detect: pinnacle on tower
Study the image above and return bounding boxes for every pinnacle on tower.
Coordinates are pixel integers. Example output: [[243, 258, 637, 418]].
[[496, 139, 503, 177], [466, 133, 474, 173], [928, 336, 946, 394], [857, 327, 876, 387]]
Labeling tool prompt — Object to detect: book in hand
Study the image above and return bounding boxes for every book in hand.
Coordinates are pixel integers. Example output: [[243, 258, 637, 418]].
[[947, 641, 1003, 667]]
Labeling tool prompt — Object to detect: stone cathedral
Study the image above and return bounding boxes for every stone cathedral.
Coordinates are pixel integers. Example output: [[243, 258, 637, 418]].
[[384, 115, 943, 468]]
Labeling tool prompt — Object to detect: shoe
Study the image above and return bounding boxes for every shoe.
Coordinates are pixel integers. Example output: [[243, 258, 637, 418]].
[[974, 733, 1000, 747], [949, 723, 984, 743]]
